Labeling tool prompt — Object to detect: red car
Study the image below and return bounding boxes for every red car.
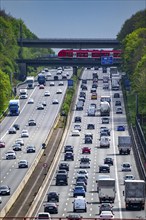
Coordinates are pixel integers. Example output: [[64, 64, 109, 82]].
[[82, 147, 91, 154], [0, 140, 5, 148]]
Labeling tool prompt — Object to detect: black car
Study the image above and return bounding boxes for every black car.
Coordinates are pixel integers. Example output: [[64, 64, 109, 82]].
[[99, 164, 110, 173], [59, 163, 69, 171], [67, 214, 82, 220], [74, 116, 81, 123], [81, 84, 87, 90], [64, 152, 74, 161], [28, 119, 36, 126], [13, 124, 20, 130], [80, 157, 90, 163], [64, 145, 74, 153], [115, 100, 121, 106], [44, 202, 58, 214], [26, 145, 36, 153], [114, 93, 120, 98], [104, 157, 113, 166], [87, 124, 95, 129], [47, 191, 59, 202], [12, 144, 22, 151], [85, 137, 92, 144]]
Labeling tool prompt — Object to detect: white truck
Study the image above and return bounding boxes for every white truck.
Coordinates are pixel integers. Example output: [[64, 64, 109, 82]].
[[118, 136, 132, 155], [124, 180, 145, 210], [100, 101, 110, 116], [19, 89, 28, 99], [26, 76, 34, 89], [97, 177, 116, 203]]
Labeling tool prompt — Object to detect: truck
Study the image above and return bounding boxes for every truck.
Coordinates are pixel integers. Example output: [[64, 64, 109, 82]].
[[100, 101, 110, 116], [37, 73, 46, 85], [19, 89, 28, 99], [111, 77, 120, 90], [124, 180, 145, 210], [9, 100, 20, 116], [26, 76, 34, 89], [110, 67, 118, 77], [118, 136, 132, 155], [97, 177, 116, 203], [55, 173, 68, 186]]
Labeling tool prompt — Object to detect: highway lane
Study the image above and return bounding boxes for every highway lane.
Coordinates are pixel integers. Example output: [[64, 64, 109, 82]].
[[0, 68, 73, 209], [35, 67, 145, 219]]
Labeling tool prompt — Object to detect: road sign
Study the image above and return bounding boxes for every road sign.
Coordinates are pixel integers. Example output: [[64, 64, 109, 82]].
[[101, 56, 113, 65], [68, 79, 73, 87]]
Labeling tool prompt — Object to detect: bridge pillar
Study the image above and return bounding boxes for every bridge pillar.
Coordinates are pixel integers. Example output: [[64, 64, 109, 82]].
[[73, 66, 78, 75], [18, 63, 27, 80]]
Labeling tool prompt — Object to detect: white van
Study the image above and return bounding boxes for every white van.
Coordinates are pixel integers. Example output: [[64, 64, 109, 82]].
[[73, 196, 87, 212]]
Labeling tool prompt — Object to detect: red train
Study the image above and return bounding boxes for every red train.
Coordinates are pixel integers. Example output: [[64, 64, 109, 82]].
[[58, 49, 122, 58]]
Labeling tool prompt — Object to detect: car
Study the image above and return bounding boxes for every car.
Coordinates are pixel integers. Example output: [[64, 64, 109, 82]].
[[77, 169, 88, 179], [73, 196, 87, 212], [28, 119, 36, 126], [103, 83, 109, 90], [79, 91, 86, 98], [37, 104, 44, 110], [74, 124, 81, 131], [90, 103, 97, 108], [13, 124, 20, 130], [39, 84, 45, 89], [81, 84, 87, 90], [66, 214, 82, 220], [99, 203, 113, 214], [62, 73, 67, 79], [113, 93, 120, 98], [116, 107, 123, 114], [42, 101, 47, 106], [27, 98, 34, 104], [100, 131, 109, 138], [73, 186, 86, 197], [85, 133, 93, 139], [104, 157, 113, 166], [102, 117, 110, 124], [58, 81, 64, 86], [100, 127, 110, 136], [78, 97, 85, 103], [56, 89, 62, 94], [0, 185, 10, 195], [75, 181, 87, 192], [18, 160, 28, 168], [26, 145, 36, 153], [90, 88, 97, 93], [19, 94, 28, 99], [115, 100, 121, 106], [99, 165, 110, 173], [8, 127, 16, 134], [123, 175, 135, 184], [85, 137, 92, 144], [87, 124, 95, 129], [100, 137, 110, 148], [52, 99, 59, 104], [21, 129, 29, 138], [59, 162, 69, 171], [36, 212, 51, 219], [47, 191, 59, 202], [50, 82, 55, 86], [5, 150, 16, 159], [44, 91, 50, 96], [117, 125, 125, 131], [72, 130, 80, 136], [82, 147, 91, 154], [64, 152, 74, 161], [64, 145, 74, 153], [74, 116, 82, 123], [80, 161, 90, 169], [0, 140, 5, 148], [56, 169, 68, 175], [12, 143, 22, 151], [15, 138, 24, 146], [76, 176, 87, 185], [121, 162, 132, 171], [92, 83, 98, 88], [99, 210, 114, 219], [43, 202, 58, 214], [91, 92, 97, 100]]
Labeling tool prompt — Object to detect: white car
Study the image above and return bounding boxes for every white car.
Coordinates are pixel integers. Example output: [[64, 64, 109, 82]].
[[27, 98, 34, 104], [124, 174, 135, 183], [36, 212, 51, 220], [72, 130, 80, 136], [50, 82, 55, 86], [77, 169, 88, 178], [18, 160, 28, 168], [15, 138, 24, 146], [21, 130, 29, 138], [5, 150, 16, 159], [80, 162, 90, 169], [116, 106, 123, 114], [56, 89, 62, 94], [99, 210, 114, 219], [58, 81, 64, 86], [44, 91, 50, 96], [121, 162, 131, 171], [100, 136, 110, 148], [52, 99, 59, 104]]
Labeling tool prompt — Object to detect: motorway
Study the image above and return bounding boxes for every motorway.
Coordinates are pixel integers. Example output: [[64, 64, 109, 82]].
[[0, 68, 72, 211], [34, 68, 145, 219]]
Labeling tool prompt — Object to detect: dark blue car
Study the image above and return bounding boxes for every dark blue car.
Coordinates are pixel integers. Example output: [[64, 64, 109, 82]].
[[117, 125, 125, 131], [73, 186, 86, 197]]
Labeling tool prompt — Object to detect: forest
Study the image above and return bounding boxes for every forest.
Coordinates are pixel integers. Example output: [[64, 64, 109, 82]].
[[0, 8, 146, 132]]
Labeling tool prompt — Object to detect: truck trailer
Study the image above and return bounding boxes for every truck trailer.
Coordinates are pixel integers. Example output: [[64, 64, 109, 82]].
[[124, 180, 145, 210], [118, 136, 132, 155], [9, 100, 20, 116]]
